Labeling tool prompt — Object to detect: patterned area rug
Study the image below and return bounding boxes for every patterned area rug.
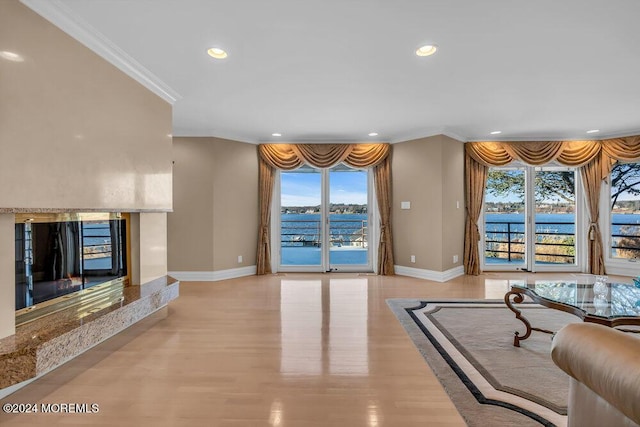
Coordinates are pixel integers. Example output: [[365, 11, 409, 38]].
[[387, 299, 581, 427]]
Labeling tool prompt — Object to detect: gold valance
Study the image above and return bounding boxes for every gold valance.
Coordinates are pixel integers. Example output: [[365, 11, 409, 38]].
[[259, 143, 390, 170], [466, 137, 640, 169]]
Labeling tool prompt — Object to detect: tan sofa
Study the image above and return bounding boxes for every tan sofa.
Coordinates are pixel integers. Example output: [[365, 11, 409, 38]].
[[551, 323, 640, 427]]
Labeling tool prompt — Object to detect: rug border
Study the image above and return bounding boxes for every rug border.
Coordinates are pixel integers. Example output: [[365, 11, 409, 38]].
[[426, 307, 567, 415], [388, 298, 558, 427]]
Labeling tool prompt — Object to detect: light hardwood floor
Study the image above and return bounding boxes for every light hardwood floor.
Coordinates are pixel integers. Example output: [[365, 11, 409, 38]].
[[0, 272, 627, 426]]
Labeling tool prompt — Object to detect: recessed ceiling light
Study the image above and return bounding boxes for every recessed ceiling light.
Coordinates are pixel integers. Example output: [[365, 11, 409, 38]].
[[207, 47, 228, 59], [586, 129, 600, 134], [416, 45, 438, 57], [272, 133, 282, 137], [490, 131, 502, 135], [368, 132, 378, 137], [0, 51, 24, 62]]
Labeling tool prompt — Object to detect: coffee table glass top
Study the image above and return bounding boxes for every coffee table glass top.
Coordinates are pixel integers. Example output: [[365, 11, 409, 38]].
[[512, 280, 640, 319]]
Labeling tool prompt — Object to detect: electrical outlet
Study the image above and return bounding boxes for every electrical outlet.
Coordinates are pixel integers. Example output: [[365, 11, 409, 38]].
[[410, 255, 416, 263], [453, 254, 458, 263], [237, 255, 243, 263]]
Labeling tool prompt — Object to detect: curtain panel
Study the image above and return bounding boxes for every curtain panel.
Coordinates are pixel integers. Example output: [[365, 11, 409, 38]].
[[256, 143, 394, 275], [464, 136, 640, 275]]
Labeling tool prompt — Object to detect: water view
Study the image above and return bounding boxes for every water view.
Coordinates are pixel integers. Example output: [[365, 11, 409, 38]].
[[280, 213, 368, 266], [485, 213, 640, 264]]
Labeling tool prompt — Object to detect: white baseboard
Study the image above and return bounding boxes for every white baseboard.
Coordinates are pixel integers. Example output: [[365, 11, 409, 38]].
[[605, 261, 639, 277], [394, 265, 465, 283], [169, 266, 257, 282]]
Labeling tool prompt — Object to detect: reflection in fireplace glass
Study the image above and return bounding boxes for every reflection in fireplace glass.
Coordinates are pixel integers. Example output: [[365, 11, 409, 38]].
[[15, 218, 127, 310]]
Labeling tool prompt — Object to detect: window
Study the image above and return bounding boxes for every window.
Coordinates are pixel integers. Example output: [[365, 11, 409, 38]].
[[483, 164, 581, 271], [609, 161, 640, 261], [276, 164, 373, 272]]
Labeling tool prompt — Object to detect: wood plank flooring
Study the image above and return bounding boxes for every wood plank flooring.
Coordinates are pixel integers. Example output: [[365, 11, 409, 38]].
[[0, 272, 615, 426]]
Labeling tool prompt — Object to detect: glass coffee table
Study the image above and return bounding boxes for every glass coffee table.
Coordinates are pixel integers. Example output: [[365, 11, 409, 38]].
[[504, 279, 640, 347]]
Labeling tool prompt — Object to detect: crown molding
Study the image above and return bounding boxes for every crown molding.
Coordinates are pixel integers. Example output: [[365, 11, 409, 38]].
[[391, 127, 468, 144], [21, 0, 181, 105], [467, 127, 640, 143]]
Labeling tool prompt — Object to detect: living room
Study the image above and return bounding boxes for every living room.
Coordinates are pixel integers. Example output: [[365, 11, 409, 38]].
[[1, 1, 639, 426]]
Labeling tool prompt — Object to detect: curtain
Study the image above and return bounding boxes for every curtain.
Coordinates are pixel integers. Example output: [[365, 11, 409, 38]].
[[259, 143, 390, 170], [256, 143, 394, 275], [256, 157, 275, 275], [463, 152, 488, 275], [373, 156, 394, 275], [580, 157, 606, 274], [464, 136, 640, 275]]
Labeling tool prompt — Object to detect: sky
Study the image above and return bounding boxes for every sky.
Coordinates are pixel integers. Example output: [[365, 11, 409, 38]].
[[281, 167, 639, 207], [281, 169, 368, 206]]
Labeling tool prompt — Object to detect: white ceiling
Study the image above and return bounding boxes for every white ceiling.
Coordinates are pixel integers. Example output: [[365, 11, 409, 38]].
[[23, 0, 640, 143]]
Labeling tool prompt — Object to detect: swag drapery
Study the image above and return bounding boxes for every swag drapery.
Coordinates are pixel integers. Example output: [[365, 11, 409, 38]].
[[464, 136, 640, 275], [256, 143, 395, 275]]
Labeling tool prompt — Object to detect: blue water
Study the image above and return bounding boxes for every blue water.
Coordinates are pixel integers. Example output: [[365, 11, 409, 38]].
[[485, 213, 640, 236], [281, 213, 368, 266], [279, 212, 640, 266], [280, 213, 367, 245], [485, 213, 640, 264]]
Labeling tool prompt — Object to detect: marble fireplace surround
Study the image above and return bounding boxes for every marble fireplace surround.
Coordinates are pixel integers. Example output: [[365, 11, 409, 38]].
[[0, 275, 179, 396]]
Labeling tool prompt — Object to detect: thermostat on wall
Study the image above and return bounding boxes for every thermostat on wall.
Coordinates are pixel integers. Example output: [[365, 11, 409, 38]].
[[401, 201, 411, 209]]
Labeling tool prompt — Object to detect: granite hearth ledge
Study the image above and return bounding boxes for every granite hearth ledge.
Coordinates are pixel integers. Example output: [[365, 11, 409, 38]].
[[0, 276, 179, 393]]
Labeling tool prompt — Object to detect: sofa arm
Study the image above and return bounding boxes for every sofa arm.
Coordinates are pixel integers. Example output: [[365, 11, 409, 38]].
[[551, 322, 640, 425]]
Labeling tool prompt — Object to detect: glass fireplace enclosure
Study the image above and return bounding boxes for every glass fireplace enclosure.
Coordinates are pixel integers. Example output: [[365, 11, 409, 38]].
[[15, 213, 128, 311]]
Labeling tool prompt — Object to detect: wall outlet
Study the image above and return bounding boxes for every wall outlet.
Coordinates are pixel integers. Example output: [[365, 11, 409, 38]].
[[453, 254, 458, 263], [410, 255, 416, 263], [237, 255, 243, 263]]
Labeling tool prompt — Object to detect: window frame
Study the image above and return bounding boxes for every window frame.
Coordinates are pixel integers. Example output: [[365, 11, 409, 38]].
[[481, 163, 585, 273], [601, 161, 640, 276]]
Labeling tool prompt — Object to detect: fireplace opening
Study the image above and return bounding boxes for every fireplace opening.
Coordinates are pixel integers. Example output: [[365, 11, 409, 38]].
[[15, 213, 129, 324]]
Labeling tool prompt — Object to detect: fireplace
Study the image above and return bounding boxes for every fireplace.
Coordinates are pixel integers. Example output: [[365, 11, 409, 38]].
[[14, 213, 129, 325]]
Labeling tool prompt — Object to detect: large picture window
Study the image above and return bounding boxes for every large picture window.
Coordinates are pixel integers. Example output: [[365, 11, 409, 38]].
[[482, 164, 580, 271], [609, 161, 640, 261], [276, 164, 373, 272]]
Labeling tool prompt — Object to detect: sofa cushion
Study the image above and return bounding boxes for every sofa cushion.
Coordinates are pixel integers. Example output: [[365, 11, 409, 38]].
[[551, 322, 640, 425]]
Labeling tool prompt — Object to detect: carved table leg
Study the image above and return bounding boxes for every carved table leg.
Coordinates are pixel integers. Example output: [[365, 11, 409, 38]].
[[504, 290, 532, 347], [504, 290, 555, 347]]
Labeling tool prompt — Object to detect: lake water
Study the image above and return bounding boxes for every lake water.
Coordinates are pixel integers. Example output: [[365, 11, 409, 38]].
[[278, 212, 640, 266], [280, 213, 368, 266], [485, 213, 640, 235]]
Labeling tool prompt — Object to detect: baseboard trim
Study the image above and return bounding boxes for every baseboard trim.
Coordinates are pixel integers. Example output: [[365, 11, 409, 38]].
[[394, 265, 465, 283], [169, 266, 257, 282], [604, 262, 639, 277]]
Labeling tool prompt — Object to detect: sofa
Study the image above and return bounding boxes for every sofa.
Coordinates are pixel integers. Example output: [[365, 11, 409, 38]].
[[551, 322, 640, 427]]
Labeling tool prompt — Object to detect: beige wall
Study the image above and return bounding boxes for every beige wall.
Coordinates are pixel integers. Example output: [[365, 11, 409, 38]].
[[0, 0, 172, 211], [138, 213, 168, 284], [440, 136, 466, 271], [168, 138, 259, 272], [392, 136, 465, 272]]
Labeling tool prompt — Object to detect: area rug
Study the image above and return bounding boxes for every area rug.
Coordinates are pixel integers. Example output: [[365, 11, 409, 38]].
[[387, 299, 581, 427]]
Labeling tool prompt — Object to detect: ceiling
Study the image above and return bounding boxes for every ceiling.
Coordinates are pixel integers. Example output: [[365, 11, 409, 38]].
[[23, 0, 640, 144]]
